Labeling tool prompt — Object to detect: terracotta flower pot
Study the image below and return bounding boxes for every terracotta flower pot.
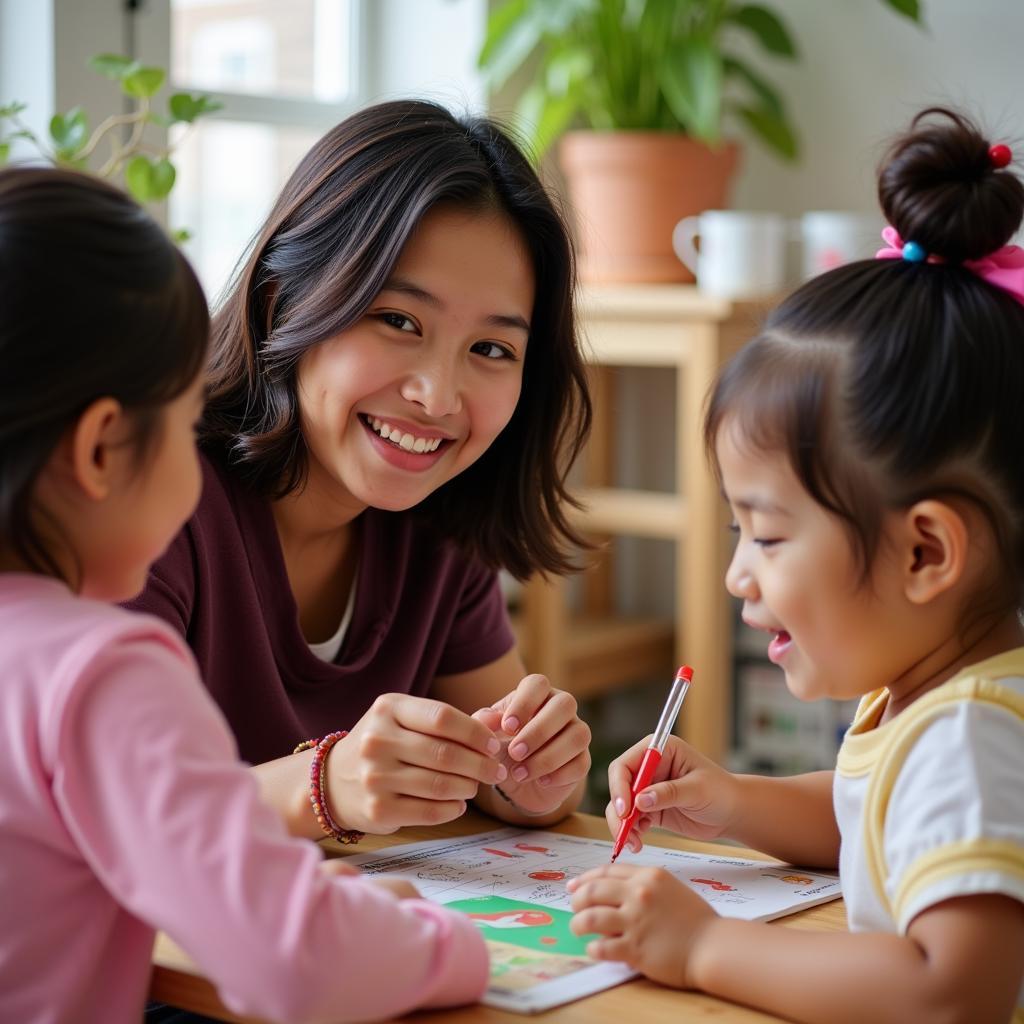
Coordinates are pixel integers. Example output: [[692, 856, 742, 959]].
[[559, 131, 741, 284]]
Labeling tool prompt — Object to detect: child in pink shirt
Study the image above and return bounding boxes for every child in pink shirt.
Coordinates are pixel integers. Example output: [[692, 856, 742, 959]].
[[0, 167, 488, 1024]]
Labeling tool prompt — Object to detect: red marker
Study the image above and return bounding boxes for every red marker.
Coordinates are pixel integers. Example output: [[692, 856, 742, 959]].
[[610, 665, 694, 862]]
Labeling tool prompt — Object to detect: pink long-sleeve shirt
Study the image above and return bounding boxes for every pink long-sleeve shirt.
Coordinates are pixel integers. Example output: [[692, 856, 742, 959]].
[[0, 574, 489, 1024]]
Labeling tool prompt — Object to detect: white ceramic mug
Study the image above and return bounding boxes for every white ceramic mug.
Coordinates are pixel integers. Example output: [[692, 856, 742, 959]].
[[800, 211, 880, 279], [672, 210, 787, 298]]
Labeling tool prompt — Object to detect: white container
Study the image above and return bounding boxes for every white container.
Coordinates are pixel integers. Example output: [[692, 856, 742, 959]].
[[800, 211, 880, 280], [672, 210, 787, 299]]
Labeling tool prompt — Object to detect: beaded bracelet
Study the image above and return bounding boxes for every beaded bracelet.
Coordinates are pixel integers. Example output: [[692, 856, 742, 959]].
[[293, 732, 364, 845]]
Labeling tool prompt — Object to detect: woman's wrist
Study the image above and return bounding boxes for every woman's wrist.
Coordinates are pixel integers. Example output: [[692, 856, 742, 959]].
[[294, 732, 364, 844], [289, 748, 322, 838]]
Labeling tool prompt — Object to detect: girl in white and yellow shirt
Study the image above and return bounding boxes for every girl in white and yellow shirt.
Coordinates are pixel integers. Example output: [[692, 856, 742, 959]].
[[568, 106, 1024, 1024]]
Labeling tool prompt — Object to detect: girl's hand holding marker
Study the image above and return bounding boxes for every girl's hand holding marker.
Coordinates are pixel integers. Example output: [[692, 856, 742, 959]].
[[568, 665, 720, 982], [605, 731, 740, 855], [607, 665, 694, 860]]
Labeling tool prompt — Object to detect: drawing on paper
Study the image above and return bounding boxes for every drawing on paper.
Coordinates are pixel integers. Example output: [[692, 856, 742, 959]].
[[344, 828, 842, 1013], [691, 877, 736, 891], [451, 896, 589, 955], [487, 939, 594, 994]]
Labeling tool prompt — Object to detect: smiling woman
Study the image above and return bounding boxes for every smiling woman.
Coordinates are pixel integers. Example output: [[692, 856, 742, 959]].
[[127, 98, 594, 840], [294, 206, 533, 518]]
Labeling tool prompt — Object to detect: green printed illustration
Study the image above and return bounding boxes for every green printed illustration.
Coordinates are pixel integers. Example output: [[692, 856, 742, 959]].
[[445, 895, 591, 956], [485, 940, 594, 993]]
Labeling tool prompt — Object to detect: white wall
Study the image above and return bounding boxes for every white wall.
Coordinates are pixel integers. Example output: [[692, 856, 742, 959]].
[[731, 0, 1024, 216], [365, 0, 487, 114]]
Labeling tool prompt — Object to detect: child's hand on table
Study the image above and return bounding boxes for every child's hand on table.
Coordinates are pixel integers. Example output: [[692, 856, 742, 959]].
[[473, 673, 591, 815], [326, 694, 507, 834], [568, 864, 715, 988], [607, 735, 740, 854]]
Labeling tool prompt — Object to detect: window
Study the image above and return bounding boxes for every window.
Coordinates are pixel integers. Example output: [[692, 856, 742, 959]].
[[168, 0, 363, 298], [164, 0, 488, 299], [2, 0, 487, 299], [171, 0, 358, 102]]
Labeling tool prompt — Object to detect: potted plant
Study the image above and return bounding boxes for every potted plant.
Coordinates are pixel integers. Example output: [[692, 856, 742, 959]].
[[0, 54, 220, 240], [479, 0, 923, 283]]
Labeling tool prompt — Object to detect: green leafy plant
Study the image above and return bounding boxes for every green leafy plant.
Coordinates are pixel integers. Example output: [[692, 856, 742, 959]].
[[0, 54, 221, 230], [479, 0, 923, 161]]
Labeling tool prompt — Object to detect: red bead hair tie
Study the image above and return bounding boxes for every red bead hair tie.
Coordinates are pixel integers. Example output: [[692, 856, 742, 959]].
[[989, 143, 1012, 169]]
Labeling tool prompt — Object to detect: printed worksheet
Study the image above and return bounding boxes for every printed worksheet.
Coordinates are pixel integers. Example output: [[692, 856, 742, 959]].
[[344, 828, 841, 1013]]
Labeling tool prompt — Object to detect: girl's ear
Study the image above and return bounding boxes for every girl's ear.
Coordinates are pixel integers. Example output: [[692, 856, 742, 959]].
[[900, 499, 969, 605], [66, 397, 127, 502]]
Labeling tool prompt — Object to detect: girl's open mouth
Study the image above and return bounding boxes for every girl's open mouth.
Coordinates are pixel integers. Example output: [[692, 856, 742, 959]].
[[767, 631, 792, 663]]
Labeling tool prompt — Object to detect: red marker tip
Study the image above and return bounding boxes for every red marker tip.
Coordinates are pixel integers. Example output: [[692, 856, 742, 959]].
[[677, 665, 694, 682]]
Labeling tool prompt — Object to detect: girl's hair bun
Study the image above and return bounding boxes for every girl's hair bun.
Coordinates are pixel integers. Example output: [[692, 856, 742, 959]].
[[877, 106, 1024, 262]]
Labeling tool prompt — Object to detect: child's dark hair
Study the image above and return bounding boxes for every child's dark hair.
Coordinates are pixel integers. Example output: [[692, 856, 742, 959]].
[[0, 167, 209, 578], [705, 107, 1024, 621], [203, 98, 591, 580]]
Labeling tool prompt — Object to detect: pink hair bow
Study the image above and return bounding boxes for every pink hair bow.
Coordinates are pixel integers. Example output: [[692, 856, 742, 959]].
[[876, 225, 1024, 307]]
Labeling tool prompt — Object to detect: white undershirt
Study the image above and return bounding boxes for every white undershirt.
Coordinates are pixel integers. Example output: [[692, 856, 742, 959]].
[[307, 567, 358, 663]]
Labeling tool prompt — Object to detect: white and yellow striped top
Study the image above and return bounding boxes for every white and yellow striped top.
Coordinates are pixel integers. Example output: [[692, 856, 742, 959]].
[[834, 648, 1024, 1020]]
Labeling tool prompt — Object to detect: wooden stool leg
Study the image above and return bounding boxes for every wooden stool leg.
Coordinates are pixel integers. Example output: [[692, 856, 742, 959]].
[[582, 365, 614, 619], [521, 572, 568, 684]]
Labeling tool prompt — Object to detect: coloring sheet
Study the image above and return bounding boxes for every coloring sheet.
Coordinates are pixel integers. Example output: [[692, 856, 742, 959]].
[[344, 828, 842, 1013]]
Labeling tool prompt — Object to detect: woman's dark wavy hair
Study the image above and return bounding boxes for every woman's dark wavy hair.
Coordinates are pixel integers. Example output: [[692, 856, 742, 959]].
[[705, 108, 1024, 620], [203, 99, 591, 580], [0, 167, 209, 580]]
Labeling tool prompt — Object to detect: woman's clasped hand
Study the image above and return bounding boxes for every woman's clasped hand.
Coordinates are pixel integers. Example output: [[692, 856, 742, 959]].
[[327, 674, 591, 831]]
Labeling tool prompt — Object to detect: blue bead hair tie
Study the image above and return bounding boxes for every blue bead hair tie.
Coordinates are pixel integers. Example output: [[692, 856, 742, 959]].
[[902, 240, 927, 262]]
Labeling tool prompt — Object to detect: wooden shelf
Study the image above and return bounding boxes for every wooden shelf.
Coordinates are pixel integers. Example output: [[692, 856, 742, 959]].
[[514, 284, 759, 762], [579, 283, 735, 320], [511, 614, 675, 702], [574, 487, 686, 539], [563, 616, 675, 700]]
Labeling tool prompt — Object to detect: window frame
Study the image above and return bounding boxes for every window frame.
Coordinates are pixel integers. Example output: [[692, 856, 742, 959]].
[[164, 0, 370, 134]]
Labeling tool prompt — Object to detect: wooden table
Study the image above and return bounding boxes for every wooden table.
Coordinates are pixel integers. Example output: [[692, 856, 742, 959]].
[[150, 811, 846, 1023]]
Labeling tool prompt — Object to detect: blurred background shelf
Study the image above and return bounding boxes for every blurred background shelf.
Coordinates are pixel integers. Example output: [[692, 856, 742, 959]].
[[572, 488, 684, 538], [514, 284, 771, 764], [512, 614, 675, 703]]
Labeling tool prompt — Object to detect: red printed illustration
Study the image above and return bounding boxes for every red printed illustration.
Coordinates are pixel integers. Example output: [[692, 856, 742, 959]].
[[448, 896, 590, 956], [690, 877, 736, 892], [467, 908, 554, 929]]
